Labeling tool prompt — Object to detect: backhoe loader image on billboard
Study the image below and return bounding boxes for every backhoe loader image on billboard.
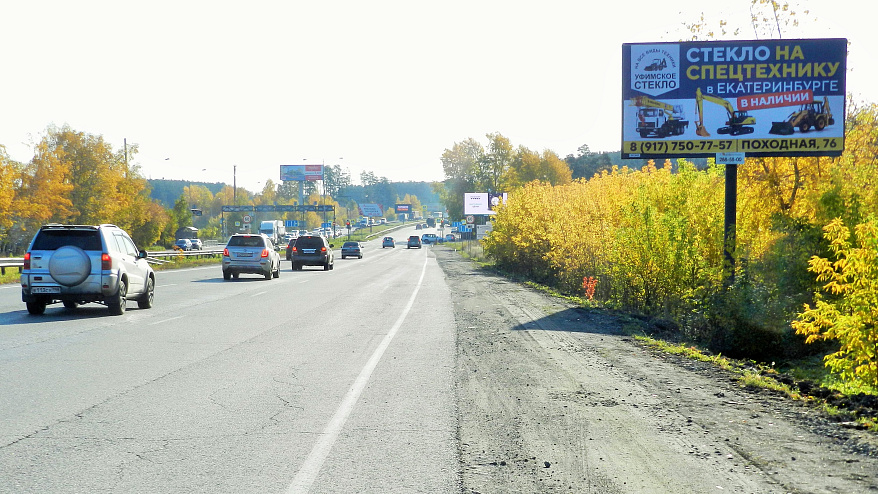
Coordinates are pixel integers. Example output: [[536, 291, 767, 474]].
[[768, 96, 835, 135]]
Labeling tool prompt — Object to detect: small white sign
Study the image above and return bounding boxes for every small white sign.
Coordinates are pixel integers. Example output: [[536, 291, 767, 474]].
[[716, 153, 745, 165]]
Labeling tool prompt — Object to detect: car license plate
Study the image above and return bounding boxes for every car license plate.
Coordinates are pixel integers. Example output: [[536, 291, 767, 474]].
[[237, 252, 253, 258], [303, 249, 316, 254], [32, 286, 61, 294]]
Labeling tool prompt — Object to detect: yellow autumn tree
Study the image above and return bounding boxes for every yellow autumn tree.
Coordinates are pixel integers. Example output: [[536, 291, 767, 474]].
[[0, 146, 20, 240], [793, 218, 878, 390]]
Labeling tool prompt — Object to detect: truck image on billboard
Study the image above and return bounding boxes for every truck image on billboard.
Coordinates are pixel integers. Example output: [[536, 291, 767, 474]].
[[622, 38, 847, 159]]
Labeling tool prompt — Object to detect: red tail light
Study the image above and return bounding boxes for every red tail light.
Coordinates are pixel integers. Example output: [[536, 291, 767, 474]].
[[292, 247, 298, 253], [223, 248, 230, 256], [321, 247, 327, 252], [23, 252, 31, 269], [101, 253, 111, 270], [261, 249, 269, 258]]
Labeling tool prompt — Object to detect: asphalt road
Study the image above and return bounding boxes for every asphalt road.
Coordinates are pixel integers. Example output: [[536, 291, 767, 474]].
[[0, 228, 458, 493], [5, 225, 877, 494]]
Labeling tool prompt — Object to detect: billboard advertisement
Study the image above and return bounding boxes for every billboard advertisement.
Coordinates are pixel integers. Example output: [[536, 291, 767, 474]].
[[464, 193, 507, 215], [622, 38, 846, 159], [395, 204, 412, 213], [279, 164, 324, 182], [359, 203, 383, 217]]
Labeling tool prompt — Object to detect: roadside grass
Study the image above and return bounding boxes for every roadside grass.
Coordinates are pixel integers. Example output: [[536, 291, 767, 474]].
[[149, 254, 222, 271], [0, 270, 20, 285], [444, 239, 490, 265], [634, 333, 877, 431]]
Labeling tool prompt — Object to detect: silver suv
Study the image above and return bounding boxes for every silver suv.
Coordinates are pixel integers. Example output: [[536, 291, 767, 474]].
[[21, 224, 155, 315], [222, 233, 281, 280]]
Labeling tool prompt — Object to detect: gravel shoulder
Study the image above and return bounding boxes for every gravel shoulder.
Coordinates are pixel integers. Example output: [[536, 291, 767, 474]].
[[435, 248, 878, 494]]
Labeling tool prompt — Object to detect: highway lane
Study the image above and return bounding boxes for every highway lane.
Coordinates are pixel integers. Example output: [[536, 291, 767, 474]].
[[0, 229, 457, 493]]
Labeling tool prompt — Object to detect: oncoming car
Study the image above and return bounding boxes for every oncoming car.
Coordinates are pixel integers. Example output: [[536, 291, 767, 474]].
[[20, 224, 155, 315], [222, 233, 281, 280], [174, 238, 192, 251]]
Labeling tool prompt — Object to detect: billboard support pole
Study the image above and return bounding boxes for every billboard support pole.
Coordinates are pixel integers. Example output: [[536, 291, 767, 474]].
[[723, 162, 738, 287]]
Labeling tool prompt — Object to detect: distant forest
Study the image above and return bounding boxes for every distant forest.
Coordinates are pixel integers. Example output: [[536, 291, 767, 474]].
[[565, 150, 709, 179], [147, 178, 440, 208], [148, 180, 227, 207]]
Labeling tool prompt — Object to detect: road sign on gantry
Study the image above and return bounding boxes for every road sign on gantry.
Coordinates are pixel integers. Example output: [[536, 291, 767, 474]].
[[622, 38, 847, 160]]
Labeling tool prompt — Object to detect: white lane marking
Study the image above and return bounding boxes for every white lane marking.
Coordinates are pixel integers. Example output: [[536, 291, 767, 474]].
[[149, 315, 184, 326], [251, 291, 267, 297], [286, 253, 429, 494], [158, 284, 177, 288]]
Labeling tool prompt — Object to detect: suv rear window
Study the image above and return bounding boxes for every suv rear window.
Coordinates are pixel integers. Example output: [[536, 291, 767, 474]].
[[228, 235, 266, 247], [31, 230, 102, 251], [295, 237, 325, 249]]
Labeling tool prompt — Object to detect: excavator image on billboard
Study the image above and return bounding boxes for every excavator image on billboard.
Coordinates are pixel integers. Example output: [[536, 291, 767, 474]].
[[694, 88, 756, 137], [768, 97, 835, 135], [630, 95, 689, 138]]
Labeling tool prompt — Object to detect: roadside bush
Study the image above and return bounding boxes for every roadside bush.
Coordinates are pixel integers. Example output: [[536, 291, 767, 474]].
[[793, 218, 878, 391]]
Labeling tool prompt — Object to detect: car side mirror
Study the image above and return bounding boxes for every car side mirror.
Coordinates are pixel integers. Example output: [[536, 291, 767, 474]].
[[329, 244, 334, 248], [138, 250, 148, 259]]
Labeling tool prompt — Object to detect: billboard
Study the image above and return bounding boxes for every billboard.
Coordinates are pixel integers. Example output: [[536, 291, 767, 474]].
[[359, 203, 383, 216], [464, 193, 507, 215], [622, 38, 847, 159], [280, 164, 324, 181], [395, 204, 412, 213]]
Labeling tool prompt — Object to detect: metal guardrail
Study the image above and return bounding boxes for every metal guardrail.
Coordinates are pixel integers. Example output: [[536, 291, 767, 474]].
[[147, 248, 224, 264], [0, 248, 226, 274], [0, 258, 24, 275]]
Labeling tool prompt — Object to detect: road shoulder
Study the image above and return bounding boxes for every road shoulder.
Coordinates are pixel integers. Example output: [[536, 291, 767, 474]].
[[434, 247, 878, 493]]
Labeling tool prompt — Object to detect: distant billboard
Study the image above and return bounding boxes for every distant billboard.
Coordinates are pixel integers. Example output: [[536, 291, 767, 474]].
[[280, 164, 324, 182], [359, 203, 383, 216], [622, 38, 847, 159], [395, 204, 412, 213], [464, 193, 507, 215]]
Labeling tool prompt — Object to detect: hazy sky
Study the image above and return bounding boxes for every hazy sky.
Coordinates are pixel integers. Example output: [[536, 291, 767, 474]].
[[2, 1, 873, 192]]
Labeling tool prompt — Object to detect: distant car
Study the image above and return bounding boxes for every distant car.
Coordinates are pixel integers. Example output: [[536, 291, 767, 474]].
[[222, 233, 280, 280], [415, 224, 422, 230], [407, 235, 422, 249], [382, 237, 395, 248], [445, 234, 456, 242], [189, 238, 203, 250], [174, 238, 192, 251], [21, 223, 155, 315], [341, 241, 363, 259], [421, 233, 438, 245], [291, 235, 335, 271]]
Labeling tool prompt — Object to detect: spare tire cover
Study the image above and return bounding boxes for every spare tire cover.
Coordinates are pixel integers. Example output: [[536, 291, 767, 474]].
[[48, 245, 92, 287]]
